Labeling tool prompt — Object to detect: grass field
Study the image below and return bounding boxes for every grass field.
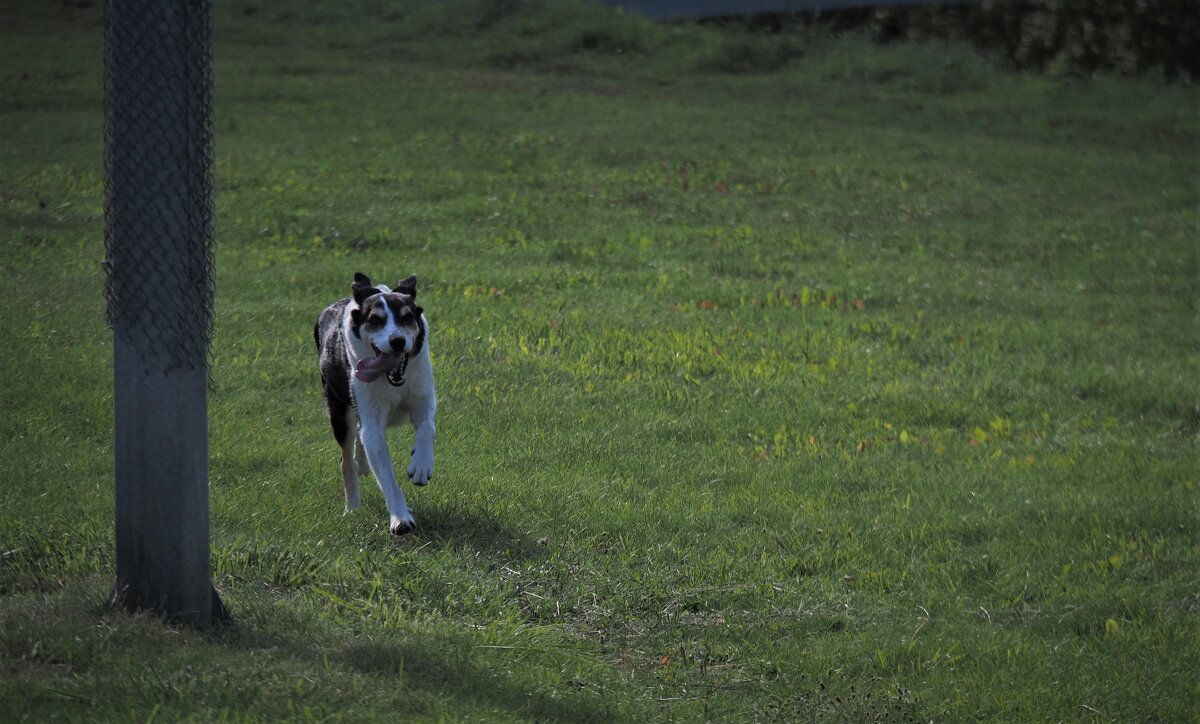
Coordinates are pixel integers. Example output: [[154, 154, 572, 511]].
[[2, 1, 1198, 720]]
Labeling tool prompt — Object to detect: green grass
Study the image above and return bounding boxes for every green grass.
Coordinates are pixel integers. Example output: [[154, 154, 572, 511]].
[[2, 0, 1198, 720]]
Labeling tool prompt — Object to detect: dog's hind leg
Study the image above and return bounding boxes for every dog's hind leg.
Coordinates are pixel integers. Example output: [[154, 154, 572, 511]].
[[355, 435, 369, 477], [327, 398, 361, 513], [340, 433, 361, 513]]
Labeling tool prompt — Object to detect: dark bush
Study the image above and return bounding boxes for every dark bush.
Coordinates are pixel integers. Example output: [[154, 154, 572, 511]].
[[859, 0, 1198, 80]]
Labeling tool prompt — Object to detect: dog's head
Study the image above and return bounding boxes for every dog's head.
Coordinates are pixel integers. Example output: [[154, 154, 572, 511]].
[[349, 272, 425, 360]]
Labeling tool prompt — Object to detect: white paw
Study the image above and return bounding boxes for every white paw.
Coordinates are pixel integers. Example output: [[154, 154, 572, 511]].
[[407, 452, 434, 486], [390, 511, 416, 536]]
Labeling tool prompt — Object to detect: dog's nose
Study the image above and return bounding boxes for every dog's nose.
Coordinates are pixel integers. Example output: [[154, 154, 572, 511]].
[[389, 337, 406, 353]]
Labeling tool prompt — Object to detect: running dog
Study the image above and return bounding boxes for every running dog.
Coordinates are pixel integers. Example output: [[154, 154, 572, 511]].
[[314, 272, 436, 535]]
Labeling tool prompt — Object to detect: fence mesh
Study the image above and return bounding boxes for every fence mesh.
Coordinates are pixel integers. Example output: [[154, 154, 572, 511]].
[[104, 0, 214, 373]]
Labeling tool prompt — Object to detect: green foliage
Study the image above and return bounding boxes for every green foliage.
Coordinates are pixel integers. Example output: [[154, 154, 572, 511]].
[[695, 31, 806, 74], [1, 1, 1198, 721]]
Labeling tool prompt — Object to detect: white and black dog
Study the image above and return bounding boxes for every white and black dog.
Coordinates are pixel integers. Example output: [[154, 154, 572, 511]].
[[314, 272, 435, 535]]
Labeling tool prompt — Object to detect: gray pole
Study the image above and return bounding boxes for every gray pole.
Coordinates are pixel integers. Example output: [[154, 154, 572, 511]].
[[104, 0, 225, 626]]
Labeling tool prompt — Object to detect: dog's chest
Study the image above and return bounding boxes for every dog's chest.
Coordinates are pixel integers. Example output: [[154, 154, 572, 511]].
[[351, 379, 416, 430], [353, 375, 411, 408]]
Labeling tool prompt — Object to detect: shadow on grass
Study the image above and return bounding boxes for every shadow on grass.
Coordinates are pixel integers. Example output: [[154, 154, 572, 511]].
[[204, 594, 623, 722], [2, 577, 625, 721], [332, 639, 619, 722], [346, 496, 547, 562], [410, 500, 546, 559]]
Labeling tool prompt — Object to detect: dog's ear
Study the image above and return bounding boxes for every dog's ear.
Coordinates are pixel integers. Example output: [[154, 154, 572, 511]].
[[395, 274, 418, 299], [352, 286, 379, 306], [352, 272, 380, 306], [349, 307, 363, 338]]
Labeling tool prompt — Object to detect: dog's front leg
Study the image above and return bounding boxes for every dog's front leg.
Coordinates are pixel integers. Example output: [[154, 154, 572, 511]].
[[407, 395, 436, 486], [358, 407, 417, 535]]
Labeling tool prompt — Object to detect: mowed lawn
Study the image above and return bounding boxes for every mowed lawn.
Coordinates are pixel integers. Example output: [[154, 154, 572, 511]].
[[1, 2, 1197, 721]]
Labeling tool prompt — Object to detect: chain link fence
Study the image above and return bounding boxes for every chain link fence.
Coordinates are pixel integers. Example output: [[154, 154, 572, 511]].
[[104, 0, 214, 373]]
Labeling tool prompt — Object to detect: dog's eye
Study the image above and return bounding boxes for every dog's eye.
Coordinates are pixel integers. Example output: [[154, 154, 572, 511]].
[[368, 315, 386, 326]]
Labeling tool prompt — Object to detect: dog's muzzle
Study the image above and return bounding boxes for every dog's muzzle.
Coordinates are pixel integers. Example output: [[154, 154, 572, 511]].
[[387, 354, 408, 387], [354, 345, 409, 385]]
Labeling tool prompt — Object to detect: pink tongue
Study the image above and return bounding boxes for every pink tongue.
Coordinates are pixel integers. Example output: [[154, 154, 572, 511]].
[[355, 353, 404, 383]]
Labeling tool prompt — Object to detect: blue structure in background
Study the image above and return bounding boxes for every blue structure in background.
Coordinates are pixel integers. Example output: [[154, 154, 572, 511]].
[[596, 0, 982, 19]]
